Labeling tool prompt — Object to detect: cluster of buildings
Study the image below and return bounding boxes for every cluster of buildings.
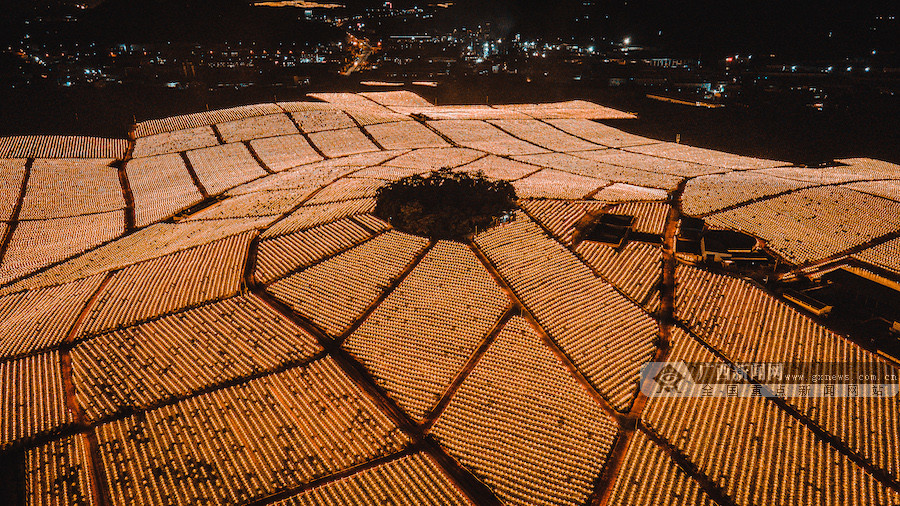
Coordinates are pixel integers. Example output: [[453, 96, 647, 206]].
[[8, 38, 345, 89], [581, 207, 899, 360]]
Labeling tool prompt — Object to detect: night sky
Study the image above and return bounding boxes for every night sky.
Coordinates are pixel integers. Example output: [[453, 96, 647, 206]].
[[328, 0, 895, 59], [3, 0, 897, 59], [433, 0, 898, 58]]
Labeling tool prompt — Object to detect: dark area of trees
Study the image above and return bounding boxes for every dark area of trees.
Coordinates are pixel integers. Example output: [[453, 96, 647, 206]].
[[373, 169, 517, 240]]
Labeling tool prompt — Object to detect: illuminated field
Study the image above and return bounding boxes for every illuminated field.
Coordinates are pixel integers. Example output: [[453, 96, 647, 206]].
[[1, 91, 898, 505]]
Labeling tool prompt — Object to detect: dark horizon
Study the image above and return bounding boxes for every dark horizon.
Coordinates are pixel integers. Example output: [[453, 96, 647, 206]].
[[3, 0, 897, 60], [1, 0, 898, 166]]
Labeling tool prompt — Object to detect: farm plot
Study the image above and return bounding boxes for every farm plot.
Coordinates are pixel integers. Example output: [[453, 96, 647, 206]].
[[353, 214, 391, 233], [427, 120, 548, 156], [255, 218, 374, 284], [1, 351, 71, 449], [755, 165, 889, 185], [305, 177, 385, 205], [226, 153, 401, 196], [358, 90, 433, 107], [288, 109, 356, 133], [0, 274, 105, 359], [544, 119, 656, 148], [293, 150, 406, 171], [0, 135, 127, 159], [492, 100, 635, 120], [789, 381, 900, 480], [262, 199, 377, 239], [307, 128, 380, 158], [385, 147, 483, 171], [515, 152, 682, 190], [248, 134, 321, 172], [1, 211, 124, 285], [95, 357, 409, 506], [706, 186, 900, 264], [431, 316, 618, 506], [307, 92, 409, 125], [576, 241, 661, 304], [20, 158, 124, 219], [126, 153, 203, 228], [487, 119, 599, 152], [456, 155, 538, 180], [643, 381, 899, 505], [306, 91, 393, 110], [78, 231, 252, 337], [343, 241, 508, 421], [675, 265, 900, 478], [215, 113, 298, 143], [131, 126, 219, 159], [72, 294, 321, 421], [843, 180, 900, 202], [347, 164, 427, 181], [474, 214, 658, 411], [364, 121, 448, 150], [836, 157, 900, 178], [520, 199, 607, 244], [25, 435, 97, 506], [185, 143, 267, 195], [853, 237, 900, 275], [338, 106, 417, 128], [592, 182, 668, 202], [512, 169, 606, 199], [628, 142, 787, 170], [225, 166, 347, 197], [278, 100, 343, 113], [1, 158, 26, 221], [185, 189, 307, 221], [674, 265, 855, 364], [608, 201, 669, 236], [394, 105, 528, 120], [606, 430, 715, 506], [577, 149, 725, 177], [681, 171, 813, 216], [271, 452, 473, 506], [133, 103, 281, 137], [268, 231, 429, 337], [4, 218, 269, 294]]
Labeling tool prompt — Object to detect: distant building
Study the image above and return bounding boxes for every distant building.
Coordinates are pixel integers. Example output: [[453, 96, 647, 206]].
[[823, 266, 900, 316], [783, 290, 834, 317], [586, 213, 634, 248], [676, 216, 704, 258], [646, 57, 696, 69], [678, 216, 704, 239], [701, 229, 757, 263]]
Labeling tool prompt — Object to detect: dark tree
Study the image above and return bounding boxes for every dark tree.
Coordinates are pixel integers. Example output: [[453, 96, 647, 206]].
[[374, 169, 517, 240]]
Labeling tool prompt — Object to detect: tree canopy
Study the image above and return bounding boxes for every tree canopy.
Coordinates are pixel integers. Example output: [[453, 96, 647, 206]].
[[373, 169, 517, 240]]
